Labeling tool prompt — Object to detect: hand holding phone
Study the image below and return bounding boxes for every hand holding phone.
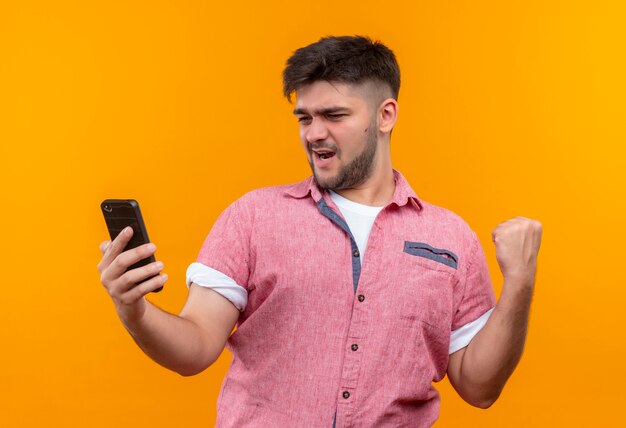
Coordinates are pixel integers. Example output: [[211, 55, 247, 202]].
[[98, 199, 167, 316]]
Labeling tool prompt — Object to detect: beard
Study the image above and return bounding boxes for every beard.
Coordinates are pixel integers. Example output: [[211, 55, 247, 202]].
[[309, 121, 378, 191]]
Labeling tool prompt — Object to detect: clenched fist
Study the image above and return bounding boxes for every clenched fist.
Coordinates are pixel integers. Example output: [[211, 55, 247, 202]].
[[492, 217, 543, 286]]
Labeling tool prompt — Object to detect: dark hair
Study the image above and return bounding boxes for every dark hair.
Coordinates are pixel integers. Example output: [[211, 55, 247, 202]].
[[282, 35, 400, 102]]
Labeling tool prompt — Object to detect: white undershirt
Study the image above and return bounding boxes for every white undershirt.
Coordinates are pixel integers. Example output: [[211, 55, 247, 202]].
[[328, 190, 384, 264]]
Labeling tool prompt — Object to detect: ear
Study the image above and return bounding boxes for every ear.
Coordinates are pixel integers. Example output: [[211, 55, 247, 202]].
[[378, 98, 398, 134]]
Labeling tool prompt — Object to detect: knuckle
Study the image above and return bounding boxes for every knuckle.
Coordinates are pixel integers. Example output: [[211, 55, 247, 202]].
[[99, 271, 109, 286], [99, 241, 109, 254], [118, 292, 134, 306], [112, 254, 127, 270], [107, 286, 118, 299]]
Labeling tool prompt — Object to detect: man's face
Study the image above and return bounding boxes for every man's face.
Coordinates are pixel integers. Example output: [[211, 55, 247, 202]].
[[294, 81, 379, 191]]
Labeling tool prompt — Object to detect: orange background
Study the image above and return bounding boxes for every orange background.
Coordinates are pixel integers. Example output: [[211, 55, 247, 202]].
[[1, 1, 625, 426]]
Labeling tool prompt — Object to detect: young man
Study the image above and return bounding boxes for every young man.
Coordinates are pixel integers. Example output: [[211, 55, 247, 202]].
[[98, 36, 542, 427]]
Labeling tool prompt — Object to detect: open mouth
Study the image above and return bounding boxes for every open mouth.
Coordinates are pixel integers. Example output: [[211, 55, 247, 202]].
[[314, 150, 336, 160]]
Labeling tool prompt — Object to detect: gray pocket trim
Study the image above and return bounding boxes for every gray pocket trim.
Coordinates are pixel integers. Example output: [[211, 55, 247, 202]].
[[403, 241, 458, 269]]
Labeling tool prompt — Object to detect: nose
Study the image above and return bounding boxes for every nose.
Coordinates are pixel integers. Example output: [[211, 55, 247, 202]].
[[303, 117, 329, 143]]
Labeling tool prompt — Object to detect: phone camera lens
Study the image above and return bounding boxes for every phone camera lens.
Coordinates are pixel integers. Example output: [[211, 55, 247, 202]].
[[103, 204, 112, 212]]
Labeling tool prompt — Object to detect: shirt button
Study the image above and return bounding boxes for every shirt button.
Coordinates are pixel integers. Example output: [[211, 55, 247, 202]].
[[351, 344, 358, 351], [353, 249, 360, 258], [358, 294, 365, 302], [343, 391, 350, 399]]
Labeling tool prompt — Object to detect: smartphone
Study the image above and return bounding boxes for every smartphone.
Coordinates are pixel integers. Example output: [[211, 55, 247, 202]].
[[101, 199, 163, 292]]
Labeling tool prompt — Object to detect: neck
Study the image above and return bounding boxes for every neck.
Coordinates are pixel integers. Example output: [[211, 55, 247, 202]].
[[333, 157, 395, 206]]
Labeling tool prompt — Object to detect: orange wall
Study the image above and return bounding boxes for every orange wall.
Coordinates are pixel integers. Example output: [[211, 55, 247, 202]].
[[1, 1, 624, 426]]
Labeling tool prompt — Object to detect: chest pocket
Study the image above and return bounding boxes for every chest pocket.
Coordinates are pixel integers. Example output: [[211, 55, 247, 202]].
[[398, 240, 458, 329], [388, 241, 459, 378], [403, 241, 458, 270]]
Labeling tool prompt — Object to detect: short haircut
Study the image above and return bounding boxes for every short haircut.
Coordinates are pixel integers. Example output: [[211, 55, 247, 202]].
[[282, 35, 400, 102]]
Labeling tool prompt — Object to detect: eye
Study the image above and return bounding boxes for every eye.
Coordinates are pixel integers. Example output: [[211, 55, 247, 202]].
[[326, 113, 346, 121], [297, 116, 312, 125]]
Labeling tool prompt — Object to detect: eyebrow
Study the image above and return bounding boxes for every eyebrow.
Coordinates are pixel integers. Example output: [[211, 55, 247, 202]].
[[293, 106, 350, 116]]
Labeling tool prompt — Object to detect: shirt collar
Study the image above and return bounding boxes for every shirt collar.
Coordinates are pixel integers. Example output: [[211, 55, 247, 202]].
[[284, 170, 423, 211], [390, 170, 423, 210]]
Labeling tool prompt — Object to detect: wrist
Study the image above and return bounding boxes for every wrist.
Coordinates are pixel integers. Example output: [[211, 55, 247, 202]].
[[116, 298, 148, 333], [502, 273, 535, 289], [498, 275, 535, 312]]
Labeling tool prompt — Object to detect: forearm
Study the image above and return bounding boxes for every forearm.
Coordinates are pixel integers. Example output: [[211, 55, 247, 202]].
[[456, 278, 533, 407], [98, 231, 236, 376], [119, 300, 219, 376]]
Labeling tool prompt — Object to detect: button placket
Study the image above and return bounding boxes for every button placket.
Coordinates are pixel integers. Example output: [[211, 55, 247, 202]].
[[316, 197, 370, 422]]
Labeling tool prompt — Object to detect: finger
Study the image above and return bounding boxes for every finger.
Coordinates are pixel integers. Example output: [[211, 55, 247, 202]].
[[99, 227, 134, 272], [103, 259, 162, 297], [99, 240, 111, 255], [119, 273, 168, 305], [106, 242, 157, 280], [121, 260, 164, 287]]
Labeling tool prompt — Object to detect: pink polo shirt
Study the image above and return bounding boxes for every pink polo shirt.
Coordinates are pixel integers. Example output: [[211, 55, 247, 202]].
[[192, 171, 495, 427]]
